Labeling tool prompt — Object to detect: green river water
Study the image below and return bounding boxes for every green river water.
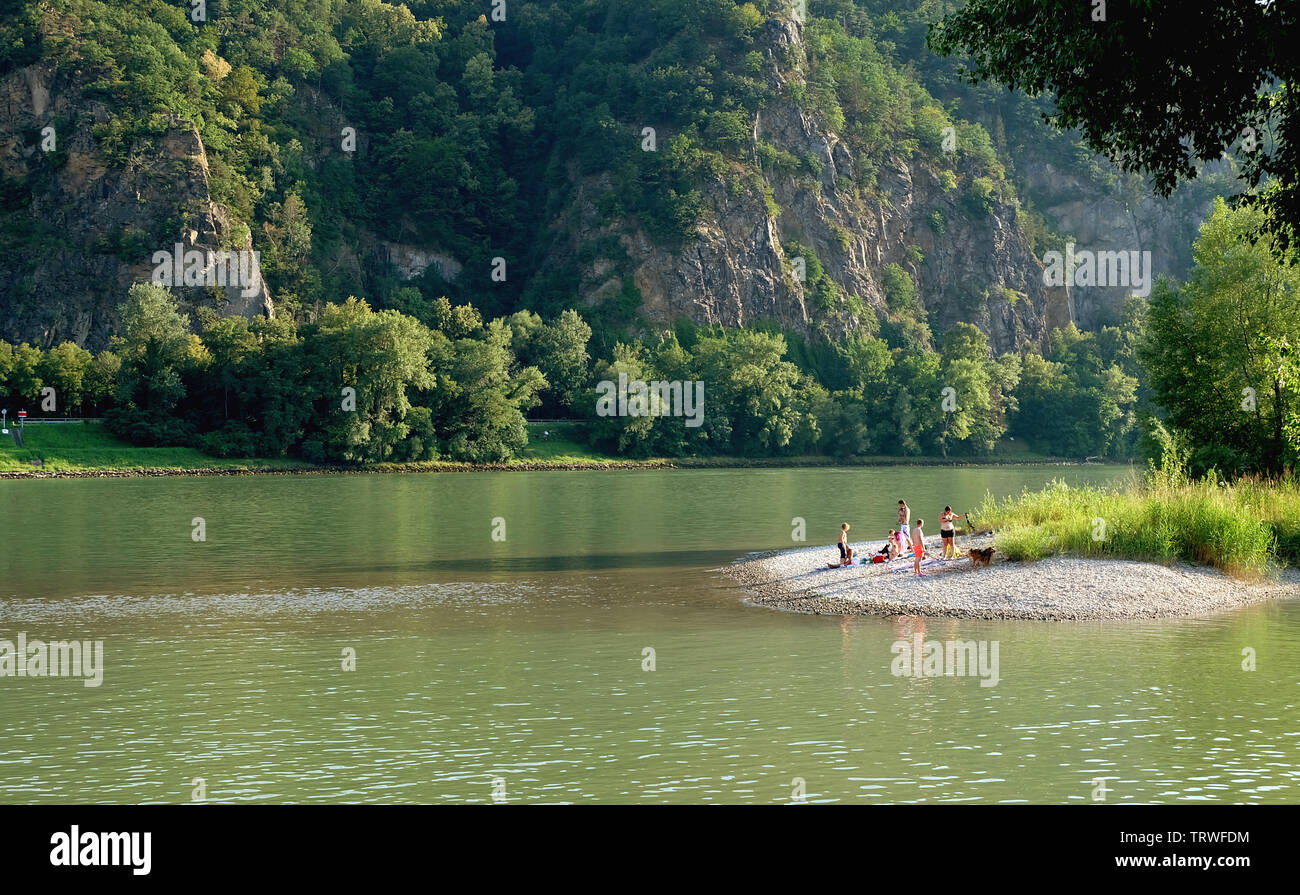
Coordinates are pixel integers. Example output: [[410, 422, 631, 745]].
[[1, 465, 1297, 804]]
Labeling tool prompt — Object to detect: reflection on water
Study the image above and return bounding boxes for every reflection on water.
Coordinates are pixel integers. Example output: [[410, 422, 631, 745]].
[[2, 466, 1297, 803]]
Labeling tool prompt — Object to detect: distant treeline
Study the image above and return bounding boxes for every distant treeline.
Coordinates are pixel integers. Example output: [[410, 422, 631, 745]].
[[1, 281, 1143, 464]]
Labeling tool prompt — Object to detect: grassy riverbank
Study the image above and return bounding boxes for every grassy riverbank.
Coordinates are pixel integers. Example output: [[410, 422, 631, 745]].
[[1, 421, 1096, 476], [0, 422, 307, 473], [975, 476, 1300, 578]]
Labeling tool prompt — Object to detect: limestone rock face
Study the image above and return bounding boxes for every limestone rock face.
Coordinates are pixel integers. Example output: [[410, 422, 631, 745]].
[[547, 15, 1071, 355], [1018, 158, 1217, 328], [380, 242, 463, 283], [0, 65, 271, 350]]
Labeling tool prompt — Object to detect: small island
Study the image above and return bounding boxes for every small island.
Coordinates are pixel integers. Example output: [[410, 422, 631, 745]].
[[727, 476, 1300, 621], [727, 537, 1300, 620]]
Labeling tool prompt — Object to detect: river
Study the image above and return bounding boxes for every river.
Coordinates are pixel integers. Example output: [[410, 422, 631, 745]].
[[1, 465, 1297, 803]]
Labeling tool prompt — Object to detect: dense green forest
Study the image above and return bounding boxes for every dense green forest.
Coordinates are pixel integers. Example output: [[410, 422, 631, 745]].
[[0, 280, 1141, 462], [0, 1, 1294, 471]]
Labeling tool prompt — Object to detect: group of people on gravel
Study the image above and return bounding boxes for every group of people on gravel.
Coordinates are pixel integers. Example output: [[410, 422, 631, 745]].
[[834, 499, 968, 577]]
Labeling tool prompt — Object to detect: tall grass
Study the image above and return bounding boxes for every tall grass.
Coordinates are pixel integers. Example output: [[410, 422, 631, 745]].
[[974, 474, 1300, 580]]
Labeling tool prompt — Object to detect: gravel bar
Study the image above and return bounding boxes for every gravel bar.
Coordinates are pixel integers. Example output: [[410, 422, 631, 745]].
[[724, 534, 1300, 620]]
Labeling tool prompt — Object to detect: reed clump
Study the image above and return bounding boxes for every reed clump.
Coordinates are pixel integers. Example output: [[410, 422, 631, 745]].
[[975, 471, 1300, 580]]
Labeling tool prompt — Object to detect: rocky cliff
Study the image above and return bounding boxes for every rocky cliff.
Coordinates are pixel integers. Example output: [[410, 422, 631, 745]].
[[0, 65, 271, 350], [1019, 156, 1220, 329], [540, 15, 1069, 355]]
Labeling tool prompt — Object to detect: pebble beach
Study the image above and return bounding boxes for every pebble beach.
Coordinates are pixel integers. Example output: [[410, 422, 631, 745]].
[[725, 534, 1300, 620]]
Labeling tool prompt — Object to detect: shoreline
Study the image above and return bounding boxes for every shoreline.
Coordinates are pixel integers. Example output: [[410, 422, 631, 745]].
[[0, 455, 1127, 480], [724, 535, 1300, 621]]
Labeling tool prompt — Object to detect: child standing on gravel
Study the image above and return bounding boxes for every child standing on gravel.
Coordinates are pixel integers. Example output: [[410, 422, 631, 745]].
[[837, 523, 854, 566], [912, 519, 927, 577]]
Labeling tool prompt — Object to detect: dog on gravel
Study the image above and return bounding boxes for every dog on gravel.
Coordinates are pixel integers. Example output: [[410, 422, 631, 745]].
[[967, 547, 996, 566]]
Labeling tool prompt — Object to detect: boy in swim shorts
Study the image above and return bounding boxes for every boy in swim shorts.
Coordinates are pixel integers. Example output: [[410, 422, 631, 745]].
[[912, 519, 926, 577], [837, 523, 853, 566]]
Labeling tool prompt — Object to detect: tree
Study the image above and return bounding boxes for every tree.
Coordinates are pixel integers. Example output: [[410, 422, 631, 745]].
[[1013, 318, 1140, 458], [83, 351, 121, 415], [1140, 199, 1300, 475], [690, 329, 817, 456], [1013, 352, 1072, 455], [840, 332, 893, 395], [0, 341, 43, 405], [104, 284, 195, 444], [38, 342, 94, 415], [305, 298, 438, 463], [508, 308, 592, 413], [431, 320, 546, 462], [890, 351, 942, 456], [197, 314, 259, 423], [817, 389, 873, 458], [929, 0, 1300, 252], [428, 296, 483, 339], [935, 323, 1016, 456], [244, 316, 310, 457], [586, 342, 659, 457]]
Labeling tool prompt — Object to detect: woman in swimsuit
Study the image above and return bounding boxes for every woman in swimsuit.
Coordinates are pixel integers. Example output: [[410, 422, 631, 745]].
[[939, 506, 968, 560]]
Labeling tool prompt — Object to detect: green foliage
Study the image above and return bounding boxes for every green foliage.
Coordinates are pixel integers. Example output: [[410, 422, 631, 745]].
[[0, 274, 1160, 468], [104, 283, 197, 445], [37, 342, 94, 413], [2, 0, 1269, 476], [962, 176, 998, 216], [308, 297, 438, 463], [0, 339, 44, 405], [881, 262, 916, 311], [4, 0, 1039, 353], [929, 0, 1300, 255], [1140, 199, 1300, 476], [1012, 318, 1143, 460], [935, 323, 1018, 456], [975, 475, 1300, 578], [49, 286, 545, 464], [506, 308, 593, 412]]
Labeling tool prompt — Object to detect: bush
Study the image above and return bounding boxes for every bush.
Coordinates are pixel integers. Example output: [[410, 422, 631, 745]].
[[962, 177, 998, 216], [196, 421, 260, 458], [103, 406, 193, 447], [974, 474, 1296, 579], [881, 263, 916, 311], [996, 525, 1055, 561]]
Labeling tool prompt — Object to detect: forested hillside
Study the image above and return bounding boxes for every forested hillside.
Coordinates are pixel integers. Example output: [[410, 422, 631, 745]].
[[0, 1, 1238, 463]]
